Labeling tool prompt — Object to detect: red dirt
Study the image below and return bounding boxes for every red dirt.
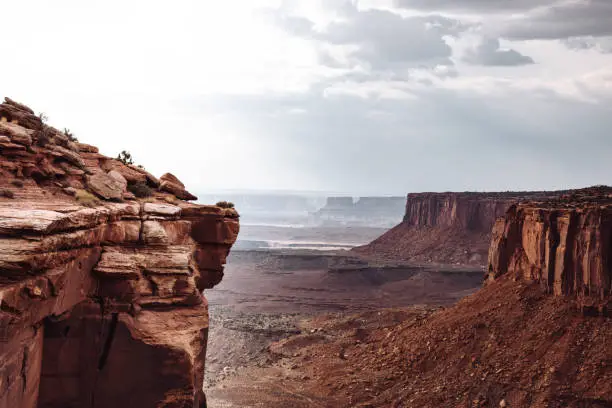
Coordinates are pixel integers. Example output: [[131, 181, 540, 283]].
[[209, 275, 612, 407]]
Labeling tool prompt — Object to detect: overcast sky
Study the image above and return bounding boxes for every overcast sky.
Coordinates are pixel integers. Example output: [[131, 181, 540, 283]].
[[2, 0, 611, 195]]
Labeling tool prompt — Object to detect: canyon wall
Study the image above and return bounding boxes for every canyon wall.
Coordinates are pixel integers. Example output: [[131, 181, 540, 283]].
[[0, 98, 239, 407], [487, 187, 612, 313], [355, 191, 563, 266]]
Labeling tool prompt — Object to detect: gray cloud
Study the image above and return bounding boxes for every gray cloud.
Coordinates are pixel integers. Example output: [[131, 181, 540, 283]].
[[564, 36, 612, 53], [269, 4, 467, 70], [394, 0, 556, 13], [463, 37, 534, 66], [321, 10, 455, 68], [502, 0, 612, 40]]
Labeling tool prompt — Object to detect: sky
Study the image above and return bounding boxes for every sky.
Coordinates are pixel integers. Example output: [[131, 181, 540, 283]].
[[1, 0, 611, 195]]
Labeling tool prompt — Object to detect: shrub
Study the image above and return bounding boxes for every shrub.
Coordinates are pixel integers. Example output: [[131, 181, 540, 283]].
[[35, 113, 51, 147], [117, 150, 134, 165], [63, 128, 78, 142], [128, 181, 153, 198], [216, 201, 235, 209], [75, 189, 100, 207]]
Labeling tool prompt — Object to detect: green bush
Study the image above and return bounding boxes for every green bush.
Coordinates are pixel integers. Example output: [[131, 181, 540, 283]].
[[128, 181, 153, 198], [216, 201, 235, 209], [117, 150, 134, 165]]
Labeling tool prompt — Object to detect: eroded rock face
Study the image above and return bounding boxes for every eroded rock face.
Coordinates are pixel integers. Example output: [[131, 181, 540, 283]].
[[487, 187, 612, 314], [0, 98, 239, 408], [355, 191, 566, 266]]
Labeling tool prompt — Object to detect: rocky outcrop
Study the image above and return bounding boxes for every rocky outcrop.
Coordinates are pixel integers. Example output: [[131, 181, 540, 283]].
[[355, 191, 565, 265], [0, 98, 239, 408], [487, 186, 612, 314]]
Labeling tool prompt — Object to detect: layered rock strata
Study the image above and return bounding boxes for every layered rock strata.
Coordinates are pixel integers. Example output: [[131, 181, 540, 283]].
[[487, 186, 612, 314], [0, 98, 239, 408], [355, 191, 564, 266]]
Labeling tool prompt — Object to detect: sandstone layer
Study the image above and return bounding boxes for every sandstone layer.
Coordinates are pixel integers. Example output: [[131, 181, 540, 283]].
[[355, 191, 564, 266], [487, 186, 612, 314], [0, 98, 239, 408]]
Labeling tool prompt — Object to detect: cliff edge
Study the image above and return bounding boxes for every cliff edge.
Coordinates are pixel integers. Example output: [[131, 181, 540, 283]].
[[0, 98, 239, 408], [354, 191, 565, 266], [487, 186, 612, 314]]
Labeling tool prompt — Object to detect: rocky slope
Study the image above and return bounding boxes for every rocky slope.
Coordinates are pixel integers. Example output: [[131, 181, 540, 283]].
[[354, 191, 565, 266], [0, 98, 239, 408], [211, 188, 612, 407]]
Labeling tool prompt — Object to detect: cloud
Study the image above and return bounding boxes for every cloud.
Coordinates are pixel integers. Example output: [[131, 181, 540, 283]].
[[269, 4, 467, 71], [463, 37, 535, 66], [501, 0, 612, 40], [565, 36, 612, 53], [394, 0, 556, 13]]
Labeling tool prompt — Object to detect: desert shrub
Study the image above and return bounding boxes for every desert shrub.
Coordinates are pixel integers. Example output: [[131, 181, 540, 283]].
[[35, 113, 52, 147], [128, 181, 153, 198], [117, 150, 134, 165], [63, 128, 78, 142], [11, 180, 24, 188], [216, 201, 235, 209], [75, 189, 100, 207], [0, 189, 15, 199]]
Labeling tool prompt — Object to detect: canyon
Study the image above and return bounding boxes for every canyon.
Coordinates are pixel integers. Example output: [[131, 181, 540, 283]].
[[0, 98, 239, 408], [210, 188, 612, 407], [1, 96, 610, 408]]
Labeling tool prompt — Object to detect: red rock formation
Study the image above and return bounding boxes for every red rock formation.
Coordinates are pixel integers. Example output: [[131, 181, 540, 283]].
[[487, 186, 612, 314], [355, 191, 565, 266], [0, 98, 239, 408]]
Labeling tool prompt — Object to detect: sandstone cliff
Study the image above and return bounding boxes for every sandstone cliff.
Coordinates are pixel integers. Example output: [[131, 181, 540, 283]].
[[0, 98, 239, 408], [355, 191, 564, 265], [487, 186, 612, 314]]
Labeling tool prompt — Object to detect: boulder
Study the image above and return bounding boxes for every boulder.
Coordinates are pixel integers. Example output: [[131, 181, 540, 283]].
[[160, 173, 185, 189], [86, 171, 125, 200]]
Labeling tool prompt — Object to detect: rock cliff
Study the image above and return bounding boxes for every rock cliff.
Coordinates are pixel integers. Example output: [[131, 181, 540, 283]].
[[355, 191, 564, 265], [0, 98, 239, 408], [487, 186, 612, 314]]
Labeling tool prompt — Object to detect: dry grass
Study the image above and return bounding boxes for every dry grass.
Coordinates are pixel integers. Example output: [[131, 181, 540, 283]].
[[75, 189, 100, 207]]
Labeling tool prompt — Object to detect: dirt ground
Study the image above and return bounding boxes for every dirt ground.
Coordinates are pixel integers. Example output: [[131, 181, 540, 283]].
[[207, 275, 612, 408], [204, 249, 483, 407]]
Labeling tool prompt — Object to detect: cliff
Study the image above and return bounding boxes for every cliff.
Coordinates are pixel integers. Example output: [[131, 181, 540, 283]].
[[487, 186, 612, 314], [0, 98, 239, 408], [355, 191, 564, 265]]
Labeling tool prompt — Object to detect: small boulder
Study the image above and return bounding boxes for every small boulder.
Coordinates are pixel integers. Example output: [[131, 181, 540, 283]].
[[86, 171, 125, 200], [160, 173, 185, 189], [108, 170, 128, 191], [159, 181, 197, 201]]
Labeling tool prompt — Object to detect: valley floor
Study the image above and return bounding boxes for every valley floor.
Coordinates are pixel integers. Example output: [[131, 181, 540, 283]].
[[204, 248, 483, 407]]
